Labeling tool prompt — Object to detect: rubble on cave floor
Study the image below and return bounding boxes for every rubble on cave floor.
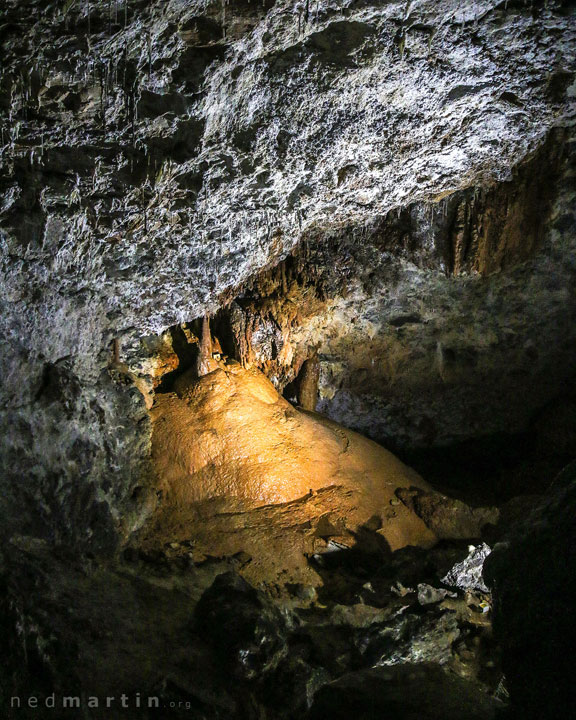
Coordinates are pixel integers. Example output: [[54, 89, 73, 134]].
[[1, 346, 541, 717], [2, 510, 505, 720], [0, 355, 526, 719], [75, 357, 506, 717]]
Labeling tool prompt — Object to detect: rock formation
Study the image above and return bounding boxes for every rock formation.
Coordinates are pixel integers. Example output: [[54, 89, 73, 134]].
[[0, 0, 574, 548], [145, 361, 436, 584], [484, 463, 576, 719], [0, 0, 574, 717]]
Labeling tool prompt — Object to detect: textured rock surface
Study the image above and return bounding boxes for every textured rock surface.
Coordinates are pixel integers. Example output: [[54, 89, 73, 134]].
[[0, 530, 501, 719], [396, 487, 499, 539], [141, 361, 438, 586], [1, 4, 574, 718], [152, 362, 428, 506], [218, 132, 576, 448], [308, 663, 503, 720], [194, 571, 290, 680], [0, 0, 575, 550], [442, 542, 491, 592], [484, 462, 576, 719]]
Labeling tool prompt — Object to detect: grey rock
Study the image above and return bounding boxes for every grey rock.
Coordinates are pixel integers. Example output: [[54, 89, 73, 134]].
[[397, 488, 499, 540], [357, 608, 461, 667], [308, 663, 503, 720], [483, 462, 576, 720], [442, 543, 492, 593], [194, 571, 290, 681], [417, 583, 456, 606]]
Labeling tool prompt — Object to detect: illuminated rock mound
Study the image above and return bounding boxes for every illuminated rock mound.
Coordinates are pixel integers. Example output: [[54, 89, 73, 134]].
[[145, 362, 436, 584]]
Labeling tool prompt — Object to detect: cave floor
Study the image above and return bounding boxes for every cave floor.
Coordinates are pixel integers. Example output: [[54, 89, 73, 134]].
[[4, 522, 505, 720], [3, 366, 541, 718]]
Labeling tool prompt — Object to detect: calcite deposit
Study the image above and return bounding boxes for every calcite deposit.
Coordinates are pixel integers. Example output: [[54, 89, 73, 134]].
[[1, 0, 575, 548], [0, 0, 575, 717], [145, 360, 436, 584]]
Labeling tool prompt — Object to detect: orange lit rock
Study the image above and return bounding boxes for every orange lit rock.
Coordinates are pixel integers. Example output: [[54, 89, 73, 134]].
[[298, 352, 320, 411], [146, 363, 436, 583], [147, 332, 182, 387]]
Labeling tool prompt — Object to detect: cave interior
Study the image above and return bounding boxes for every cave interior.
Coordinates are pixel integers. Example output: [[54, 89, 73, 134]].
[[0, 1, 575, 719]]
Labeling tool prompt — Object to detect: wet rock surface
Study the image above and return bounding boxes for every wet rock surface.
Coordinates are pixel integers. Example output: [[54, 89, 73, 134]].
[[143, 361, 439, 586]]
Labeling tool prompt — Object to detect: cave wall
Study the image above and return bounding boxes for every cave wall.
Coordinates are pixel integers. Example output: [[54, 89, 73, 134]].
[[0, 0, 575, 551], [224, 131, 576, 448]]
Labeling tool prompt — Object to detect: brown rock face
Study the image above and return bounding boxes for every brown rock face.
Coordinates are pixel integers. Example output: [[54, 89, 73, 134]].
[[396, 487, 500, 540], [153, 363, 429, 509], [145, 362, 436, 583], [297, 352, 320, 411]]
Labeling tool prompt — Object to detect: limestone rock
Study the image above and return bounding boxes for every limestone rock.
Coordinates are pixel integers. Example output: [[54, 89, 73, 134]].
[[397, 487, 499, 540], [308, 663, 503, 720], [483, 462, 576, 719], [143, 363, 437, 585], [194, 571, 289, 681], [442, 543, 492, 593], [357, 609, 461, 668]]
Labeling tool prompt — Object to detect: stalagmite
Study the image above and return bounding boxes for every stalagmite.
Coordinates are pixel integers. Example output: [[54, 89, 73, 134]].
[[297, 351, 320, 411], [196, 313, 216, 376]]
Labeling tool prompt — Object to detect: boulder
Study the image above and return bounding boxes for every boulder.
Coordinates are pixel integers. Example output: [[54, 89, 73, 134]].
[[308, 663, 503, 720], [194, 571, 289, 680], [483, 462, 576, 719]]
